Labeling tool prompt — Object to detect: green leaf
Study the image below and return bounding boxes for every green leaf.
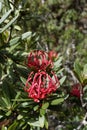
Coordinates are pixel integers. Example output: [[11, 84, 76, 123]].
[[33, 105, 39, 111], [12, 99, 31, 102], [44, 118, 48, 129], [12, 92, 21, 107], [54, 56, 62, 69], [22, 31, 32, 40], [9, 31, 32, 46], [39, 116, 45, 128], [0, 13, 19, 33], [17, 114, 23, 120], [40, 109, 46, 115], [0, 98, 7, 108], [1, 97, 10, 107], [57, 68, 64, 74], [8, 121, 18, 130], [0, 115, 3, 119], [14, 25, 21, 30], [6, 110, 12, 116], [28, 121, 40, 127], [20, 76, 26, 85], [0, 9, 12, 24], [83, 64, 87, 79], [51, 98, 64, 105], [74, 60, 83, 83], [21, 102, 29, 107], [60, 76, 66, 85], [42, 102, 49, 109], [9, 37, 20, 46], [16, 64, 29, 77], [28, 116, 45, 128]]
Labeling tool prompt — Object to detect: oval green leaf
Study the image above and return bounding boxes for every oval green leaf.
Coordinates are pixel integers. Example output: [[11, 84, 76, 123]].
[[51, 98, 64, 105]]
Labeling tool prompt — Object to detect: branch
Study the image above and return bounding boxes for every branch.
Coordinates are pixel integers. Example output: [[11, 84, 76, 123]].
[[74, 112, 87, 130], [64, 65, 78, 83]]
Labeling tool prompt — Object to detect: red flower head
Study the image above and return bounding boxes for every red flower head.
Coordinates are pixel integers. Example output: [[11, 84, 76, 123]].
[[70, 83, 81, 98], [25, 71, 59, 102], [27, 50, 53, 71], [48, 50, 58, 61]]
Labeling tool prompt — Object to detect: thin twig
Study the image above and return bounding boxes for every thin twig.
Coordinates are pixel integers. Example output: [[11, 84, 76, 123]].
[[74, 112, 87, 130], [64, 65, 78, 83]]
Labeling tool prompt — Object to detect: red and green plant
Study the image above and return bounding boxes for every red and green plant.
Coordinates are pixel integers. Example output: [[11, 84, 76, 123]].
[[0, 0, 87, 130]]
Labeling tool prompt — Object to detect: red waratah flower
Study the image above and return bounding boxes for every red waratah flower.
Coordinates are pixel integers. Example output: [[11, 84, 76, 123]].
[[70, 83, 81, 98], [48, 50, 58, 61], [27, 50, 53, 71], [25, 71, 59, 102]]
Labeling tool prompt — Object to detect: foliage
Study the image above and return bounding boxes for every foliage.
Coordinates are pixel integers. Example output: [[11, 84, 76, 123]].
[[0, 0, 87, 130]]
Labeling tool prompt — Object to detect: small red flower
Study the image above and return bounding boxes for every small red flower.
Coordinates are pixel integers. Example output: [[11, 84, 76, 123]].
[[70, 83, 81, 98], [48, 51, 58, 61], [27, 50, 53, 71], [25, 71, 59, 102]]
